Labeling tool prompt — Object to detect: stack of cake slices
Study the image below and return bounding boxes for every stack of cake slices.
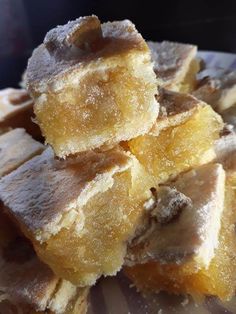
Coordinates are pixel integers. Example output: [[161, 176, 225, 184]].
[[1, 15, 236, 313]]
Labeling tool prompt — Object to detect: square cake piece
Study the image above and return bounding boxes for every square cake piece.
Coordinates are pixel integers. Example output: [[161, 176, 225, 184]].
[[125, 163, 236, 300], [25, 16, 158, 157], [129, 91, 223, 184], [148, 41, 200, 92], [126, 163, 225, 268], [0, 146, 154, 286]]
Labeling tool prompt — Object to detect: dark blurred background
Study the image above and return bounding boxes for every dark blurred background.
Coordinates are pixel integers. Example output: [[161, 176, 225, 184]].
[[1, 0, 236, 88]]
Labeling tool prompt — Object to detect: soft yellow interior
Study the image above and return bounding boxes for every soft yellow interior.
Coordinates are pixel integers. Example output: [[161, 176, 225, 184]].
[[129, 105, 223, 185], [34, 165, 153, 286], [35, 56, 157, 158]]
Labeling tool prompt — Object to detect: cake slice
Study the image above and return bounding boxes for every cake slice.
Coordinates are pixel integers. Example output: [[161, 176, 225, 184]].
[[25, 15, 158, 157], [129, 93, 223, 184], [126, 163, 225, 267], [0, 132, 88, 313], [125, 163, 236, 301], [0, 209, 88, 314], [0, 146, 154, 286], [0, 88, 41, 138], [193, 68, 236, 112], [148, 41, 200, 92]]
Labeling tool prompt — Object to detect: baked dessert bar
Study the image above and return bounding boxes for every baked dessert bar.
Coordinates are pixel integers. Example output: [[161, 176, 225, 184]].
[[0, 146, 153, 286], [25, 15, 159, 157], [0, 131, 88, 313], [193, 68, 236, 113], [148, 41, 200, 92], [129, 91, 223, 184], [0, 128, 44, 177], [126, 163, 225, 268], [0, 88, 41, 138], [0, 210, 88, 314], [125, 163, 236, 300]]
